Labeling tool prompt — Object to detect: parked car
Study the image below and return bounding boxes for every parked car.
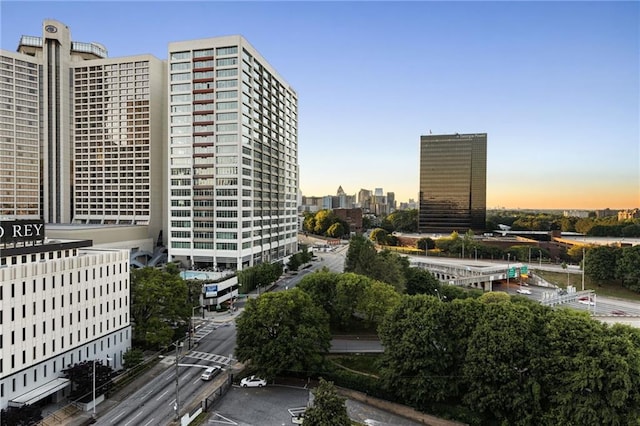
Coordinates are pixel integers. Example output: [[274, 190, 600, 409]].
[[516, 288, 532, 295], [240, 375, 266, 387], [578, 298, 595, 306], [201, 366, 222, 381]]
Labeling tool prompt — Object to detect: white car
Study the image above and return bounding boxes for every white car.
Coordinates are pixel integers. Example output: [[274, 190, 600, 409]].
[[240, 375, 266, 388], [578, 299, 595, 306], [516, 288, 532, 295], [201, 366, 222, 381]]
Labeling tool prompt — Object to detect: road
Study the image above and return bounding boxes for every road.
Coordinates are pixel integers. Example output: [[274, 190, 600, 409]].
[[95, 322, 237, 425]]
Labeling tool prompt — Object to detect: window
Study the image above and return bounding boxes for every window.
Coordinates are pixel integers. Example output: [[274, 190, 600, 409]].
[[170, 51, 191, 61]]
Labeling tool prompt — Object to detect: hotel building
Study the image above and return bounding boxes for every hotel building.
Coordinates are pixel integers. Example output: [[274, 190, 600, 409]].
[[419, 133, 487, 232], [0, 220, 131, 410], [167, 36, 298, 270], [1, 20, 166, 240]]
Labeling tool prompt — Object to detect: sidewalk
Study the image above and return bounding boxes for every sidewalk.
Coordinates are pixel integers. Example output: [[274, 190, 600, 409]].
[[45, 358, 174, 426]]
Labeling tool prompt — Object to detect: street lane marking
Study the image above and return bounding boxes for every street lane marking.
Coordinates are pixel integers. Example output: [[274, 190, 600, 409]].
[[124, 411, 143, 426]]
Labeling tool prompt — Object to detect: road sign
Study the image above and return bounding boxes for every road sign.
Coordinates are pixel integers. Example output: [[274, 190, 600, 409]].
[[508, 267, 517, 278], [520, 265, 528, 275]]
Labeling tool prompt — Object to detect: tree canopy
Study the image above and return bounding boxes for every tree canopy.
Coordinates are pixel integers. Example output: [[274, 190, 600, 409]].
[[377, 294, 640, 425], [131, 267, 190, 348], [303, 378, 351, 426], [235, 289, 331, 379]]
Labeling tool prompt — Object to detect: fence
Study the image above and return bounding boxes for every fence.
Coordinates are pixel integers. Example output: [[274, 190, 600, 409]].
[[202, 373, 234, 412]]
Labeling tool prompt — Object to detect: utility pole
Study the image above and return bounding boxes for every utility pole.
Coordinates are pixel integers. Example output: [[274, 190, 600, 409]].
[[173, 341, 182, 421], [506, 253, 511, 289], [581, 247, 586, 291]]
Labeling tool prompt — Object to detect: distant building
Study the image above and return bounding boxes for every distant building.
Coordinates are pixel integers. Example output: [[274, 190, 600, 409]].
[[333, 208, 363, 234], [596, 208, 617, 218], [418, 133, 487, 232], [619, 208, 640, 220], [563, 210, 590, 218], [358, 189, 372, 211]]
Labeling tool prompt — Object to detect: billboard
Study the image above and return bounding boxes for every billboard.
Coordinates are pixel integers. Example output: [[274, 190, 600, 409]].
[[0, 220, 45, 245], [204, 284, 218, 298]]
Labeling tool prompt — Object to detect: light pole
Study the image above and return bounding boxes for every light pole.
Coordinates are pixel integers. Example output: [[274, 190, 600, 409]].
[[474, 247, 478, 262], [539, 250, 542, 268], [172, 340, 183, 421], [434, 288, 442, 302], [581, 247, 586, 291], [92, 360, 96, 419], [506, 253, 511, 289], [189, 305, 202, 350]]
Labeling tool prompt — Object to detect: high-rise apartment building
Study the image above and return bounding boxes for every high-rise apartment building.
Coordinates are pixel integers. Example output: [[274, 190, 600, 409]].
[[167, 36, 298, 270], [419, 133, 487, 232]]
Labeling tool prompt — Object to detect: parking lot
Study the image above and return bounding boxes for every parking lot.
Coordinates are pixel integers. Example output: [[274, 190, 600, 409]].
[[208, 384, 424, 426]]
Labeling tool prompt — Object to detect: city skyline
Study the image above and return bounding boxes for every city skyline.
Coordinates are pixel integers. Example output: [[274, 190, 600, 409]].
[[1, 1, 638, 209]]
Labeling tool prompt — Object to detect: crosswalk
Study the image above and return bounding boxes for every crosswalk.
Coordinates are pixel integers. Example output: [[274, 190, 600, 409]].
[[186, 350, 235, 366]]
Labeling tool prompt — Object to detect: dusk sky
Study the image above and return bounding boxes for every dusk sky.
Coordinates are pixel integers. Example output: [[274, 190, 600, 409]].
[[2, 1, 638, 210]]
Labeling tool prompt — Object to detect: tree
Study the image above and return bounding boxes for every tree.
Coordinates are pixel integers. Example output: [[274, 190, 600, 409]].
[[131, 267, 190, 349], [314, 209, 336, 235], [344, 235, 378, 275], [416, 237, 435, 251], [538, 310, 640, 425], [463, 302, 544, 425], [63, 360, 114, 402], [235, 289, 331, 379], [303, 378, 350, 426], [356, 279, 400, 326], [405, 267, 440, 295], [369, 227, 388, 245], [385, 209, 418, 233], [334, 273, 371, 328], [327, 222, 345, 238], [378, 296, 485, 408], [0, 404, 42, 426], [366, 249, 408, 293], [585, 246, 621, 281], [122, 348, 144, 370], [616, 245, 640, 292], [297, 270, 341, 325], [287, 253, 302, 272], [238, 262, 283, 293]]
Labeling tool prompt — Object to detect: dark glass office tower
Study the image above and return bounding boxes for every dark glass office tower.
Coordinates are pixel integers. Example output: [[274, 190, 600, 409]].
[[418, 133, 487, 233]]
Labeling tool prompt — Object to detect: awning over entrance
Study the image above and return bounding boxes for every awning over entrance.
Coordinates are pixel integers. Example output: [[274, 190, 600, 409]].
[[9, 378, 70, 407]]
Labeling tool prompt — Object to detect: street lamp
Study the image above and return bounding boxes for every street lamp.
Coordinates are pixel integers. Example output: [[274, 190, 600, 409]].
[[434, 288, 442, 302], [539, 250, 542, 268], [189, 305, 203, 349], [581, 247, 586, 291], [506, 253, 511, 289], [171, 340, 184, 421], [92, 360, 96, 418]]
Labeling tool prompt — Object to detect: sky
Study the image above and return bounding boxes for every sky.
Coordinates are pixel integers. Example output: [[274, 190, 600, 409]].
[[1, 1, 638, 210]]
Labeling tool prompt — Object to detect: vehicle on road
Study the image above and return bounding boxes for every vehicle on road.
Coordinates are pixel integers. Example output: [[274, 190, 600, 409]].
[[240, 375, 266, 387], [611, 310, 627, 316], [516, 288, 532, 295], [201, 366, 222, 381], [578, 297, 595, 306]]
